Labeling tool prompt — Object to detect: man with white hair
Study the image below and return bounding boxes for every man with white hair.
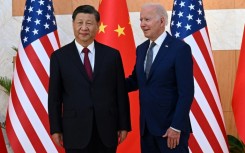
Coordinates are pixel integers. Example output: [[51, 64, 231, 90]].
[[126, 3, 194, 153]]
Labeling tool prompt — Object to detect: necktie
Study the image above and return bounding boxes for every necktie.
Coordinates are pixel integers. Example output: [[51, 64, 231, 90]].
[[145, 42, 156, 78], [82, 48, 93, 80]]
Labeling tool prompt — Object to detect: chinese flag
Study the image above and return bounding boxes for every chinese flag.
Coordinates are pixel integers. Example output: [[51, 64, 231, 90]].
[[232, 25, 245, 143], [0, 128, 7, 153], [96, 0, 140, 153]]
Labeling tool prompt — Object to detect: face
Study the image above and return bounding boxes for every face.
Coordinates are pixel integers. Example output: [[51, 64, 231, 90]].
[[140, 6, 165, 41], [73, 13, 99, 46]]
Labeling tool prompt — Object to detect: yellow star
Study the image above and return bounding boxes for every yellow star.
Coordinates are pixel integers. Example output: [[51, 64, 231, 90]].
[[99, 22, 107, 33], [114, 25, 125, 37]]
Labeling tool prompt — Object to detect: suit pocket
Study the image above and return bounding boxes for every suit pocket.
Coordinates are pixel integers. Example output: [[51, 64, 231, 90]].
[[63, 110, 76, 118]]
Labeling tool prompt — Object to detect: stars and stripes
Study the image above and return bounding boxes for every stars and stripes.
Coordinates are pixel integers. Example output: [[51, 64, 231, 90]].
[[171, 0, 229, 152], [6, 0, 63, 152], [21, 0, 57, 47], [171, 0, 206, 39]]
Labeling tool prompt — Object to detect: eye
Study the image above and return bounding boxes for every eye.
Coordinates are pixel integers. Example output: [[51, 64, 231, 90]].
[[85, 22, 93, 26]]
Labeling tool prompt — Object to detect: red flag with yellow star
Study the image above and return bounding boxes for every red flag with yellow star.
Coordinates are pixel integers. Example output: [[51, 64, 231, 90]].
[[96, 0, 140, 152], [0, 128, 7, 153]]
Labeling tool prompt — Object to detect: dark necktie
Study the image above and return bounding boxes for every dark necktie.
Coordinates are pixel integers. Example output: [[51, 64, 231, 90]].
[[145, 42, 156, 78], [82, 48, 93, 80]]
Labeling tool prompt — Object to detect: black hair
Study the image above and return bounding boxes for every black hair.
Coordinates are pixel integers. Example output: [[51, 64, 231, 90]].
[[72, 5, 100, 22]]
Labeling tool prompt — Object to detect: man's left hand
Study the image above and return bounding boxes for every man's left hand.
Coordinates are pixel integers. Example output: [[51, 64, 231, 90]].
[[162, 128, 180, 149]]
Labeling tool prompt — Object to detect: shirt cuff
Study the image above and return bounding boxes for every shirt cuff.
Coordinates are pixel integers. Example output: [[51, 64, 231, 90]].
[[170, 127, 181, 133]]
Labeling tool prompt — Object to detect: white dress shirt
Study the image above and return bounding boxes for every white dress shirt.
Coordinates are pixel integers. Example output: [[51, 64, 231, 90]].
[[144, 31, 167, 70], [75, 40, 95, 71]]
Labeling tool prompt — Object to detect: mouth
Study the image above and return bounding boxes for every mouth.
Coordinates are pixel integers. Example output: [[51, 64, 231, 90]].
[[143, 30, 150, 34], [80, 33, 89, 36], [142, 28, 150, 32]]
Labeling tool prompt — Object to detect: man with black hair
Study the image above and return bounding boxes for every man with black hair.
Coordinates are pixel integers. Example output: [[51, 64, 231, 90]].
[[48, 5, 131, 153]]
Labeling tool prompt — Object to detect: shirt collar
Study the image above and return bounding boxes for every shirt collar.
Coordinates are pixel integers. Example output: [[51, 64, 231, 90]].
[[75, 40, 95, 55], [150, 31, 167, 47]]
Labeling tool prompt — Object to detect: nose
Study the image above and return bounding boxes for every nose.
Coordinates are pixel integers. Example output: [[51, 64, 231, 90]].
[[140, 20, 145, 28], [80, 24, 88, 30]]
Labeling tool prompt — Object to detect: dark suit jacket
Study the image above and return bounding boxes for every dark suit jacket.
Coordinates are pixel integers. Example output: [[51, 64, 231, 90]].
[[127, 32, 194, 137], [48, 40, 131, 149]]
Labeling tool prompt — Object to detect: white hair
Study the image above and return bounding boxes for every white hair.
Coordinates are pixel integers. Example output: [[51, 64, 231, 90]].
[[141, 3, 168, 26]]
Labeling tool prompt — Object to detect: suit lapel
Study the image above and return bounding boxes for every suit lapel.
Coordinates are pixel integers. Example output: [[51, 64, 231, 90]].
[[93, 41, 106, 80], [147, 32, 173, 80], [138, 40, 150, 82], [69, 41, 91, 81]]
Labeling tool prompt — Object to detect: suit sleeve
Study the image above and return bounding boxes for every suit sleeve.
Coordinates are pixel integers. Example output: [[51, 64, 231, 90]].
[[171, 43, 194, 132], [48, 52, 63, 135], [125, 47, 139, 92], [115, 51, 131, 131]]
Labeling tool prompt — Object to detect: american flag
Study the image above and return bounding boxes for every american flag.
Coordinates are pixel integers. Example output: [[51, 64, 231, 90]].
[[6, 0, 63, 152], [170, 0, 229, 152]]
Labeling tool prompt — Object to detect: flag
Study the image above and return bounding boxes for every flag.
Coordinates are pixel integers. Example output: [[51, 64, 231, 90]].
[[5, 0, 64, 152], [170, 0, 229, 152], [96, 1, 140, 152], [232, 25, 245, 143], [0, 128, 7, 153]]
